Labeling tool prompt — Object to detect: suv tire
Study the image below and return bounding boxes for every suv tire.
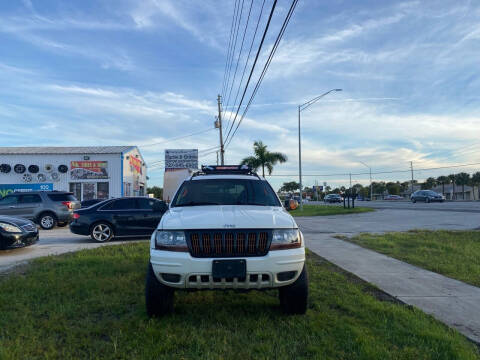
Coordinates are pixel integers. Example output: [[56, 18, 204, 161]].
[[279, 265, 308, 315], [90, 222, 114, 242], [38, 212, 57, 230], [145, 263, 174, 317]]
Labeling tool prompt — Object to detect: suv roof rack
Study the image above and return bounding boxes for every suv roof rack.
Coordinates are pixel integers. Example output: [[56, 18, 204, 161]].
[[192, 165, 261, 179]]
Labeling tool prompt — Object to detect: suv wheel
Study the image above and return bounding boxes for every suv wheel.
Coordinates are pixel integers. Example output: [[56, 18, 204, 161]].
[[90, 222, 114, 242], [279, 265, 308, 315], [411, 198, 416, 203], [39, 213, 57, 230], [145, 263, 174, 317]]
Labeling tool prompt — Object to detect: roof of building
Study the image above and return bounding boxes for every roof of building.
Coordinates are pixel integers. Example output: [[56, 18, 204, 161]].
[[0, 146, 137, 155]]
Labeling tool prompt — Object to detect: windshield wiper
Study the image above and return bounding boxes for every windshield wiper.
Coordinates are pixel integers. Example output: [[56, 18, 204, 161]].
[[173, 202, 219, 207]]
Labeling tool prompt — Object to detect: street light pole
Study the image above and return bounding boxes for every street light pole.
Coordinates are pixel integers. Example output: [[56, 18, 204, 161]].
[[298, 89, 342, 211], [359, 161, 372, 201]]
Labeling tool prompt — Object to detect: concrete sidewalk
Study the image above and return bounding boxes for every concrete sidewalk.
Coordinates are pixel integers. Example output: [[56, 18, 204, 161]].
[[305, 233, 480, 344]]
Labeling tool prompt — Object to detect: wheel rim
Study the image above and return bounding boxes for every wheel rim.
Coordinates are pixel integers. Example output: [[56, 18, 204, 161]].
[[92, 224, 111, 242], [41, 216, 54, 228]]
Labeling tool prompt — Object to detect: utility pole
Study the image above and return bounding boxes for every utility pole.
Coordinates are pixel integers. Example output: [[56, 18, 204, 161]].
[[217, 94, 225, 165], [369, 167, 372, 201], [298, 105, 303, 210], [216, 151, 219, 166], [349, 173, 352, 189], [410, 161, 414, 195]]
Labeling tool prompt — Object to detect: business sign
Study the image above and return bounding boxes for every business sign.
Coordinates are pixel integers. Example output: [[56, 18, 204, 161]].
[[165, 149, 198, 170], [70, 161, 108, 180], [129, 156, 142, 174], [0, 183, 53, 198]]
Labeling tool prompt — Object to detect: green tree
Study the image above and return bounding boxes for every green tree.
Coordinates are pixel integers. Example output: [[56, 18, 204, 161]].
[[436, 176, 450, 196], [455, 172, 470, 200], [471, 172, 480, 200], [241, 140, 287, 177], [422, 177, 437, 190], [280, 181, 299, 193], [147, 186, 163, 199], [386, 182, 401, 195]]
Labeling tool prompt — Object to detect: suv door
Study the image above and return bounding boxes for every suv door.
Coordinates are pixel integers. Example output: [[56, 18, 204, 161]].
[[16, 194, 42, 219], [136, 198, 164, 235], [0, 195, 20, 216]]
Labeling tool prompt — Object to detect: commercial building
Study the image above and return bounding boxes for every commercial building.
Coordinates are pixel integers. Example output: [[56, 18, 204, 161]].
[[0, 146, 147, 201]]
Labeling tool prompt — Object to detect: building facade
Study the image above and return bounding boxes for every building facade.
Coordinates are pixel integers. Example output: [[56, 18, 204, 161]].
[[0, 146, 147, 201]]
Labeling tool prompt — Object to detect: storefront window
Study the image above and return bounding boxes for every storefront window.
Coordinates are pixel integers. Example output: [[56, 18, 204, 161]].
[[69, 183, 81, 201], [82, 183, 95, 201], [97, 182, 109, 199]]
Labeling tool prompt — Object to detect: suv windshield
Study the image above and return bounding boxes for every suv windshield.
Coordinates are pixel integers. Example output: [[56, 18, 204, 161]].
[[172, 179, 281, 207]]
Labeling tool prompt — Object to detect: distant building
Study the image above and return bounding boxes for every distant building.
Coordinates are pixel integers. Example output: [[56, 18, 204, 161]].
[[431, 184, 477, 201]]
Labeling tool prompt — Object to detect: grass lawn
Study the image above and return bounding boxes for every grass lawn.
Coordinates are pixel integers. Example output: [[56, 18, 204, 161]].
[[347, 230, 480, 287], [0, 243, 478, 360], [290, 204, 374, 217]]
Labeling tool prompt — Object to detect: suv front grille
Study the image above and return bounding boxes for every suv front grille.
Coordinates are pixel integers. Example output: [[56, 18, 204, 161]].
[[186, 229, 272, 258]]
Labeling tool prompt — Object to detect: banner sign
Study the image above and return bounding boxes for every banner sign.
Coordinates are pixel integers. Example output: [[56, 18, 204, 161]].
[[70, 161, 108, 179], [165, 149, 198, 169], [0, 183, 53, 198], [129, 156, 142, 174]]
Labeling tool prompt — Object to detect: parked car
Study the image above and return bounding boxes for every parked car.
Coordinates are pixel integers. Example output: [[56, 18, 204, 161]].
[[0, 215, 39, 250], [384, 195, 403, 200], [0, 191, 80, 230], [146, 165, 308, 317], [411, 190, 445, 203], [324, 194, 342, 203], [81, 199, 105, 208], [70, 197, 168, 242]]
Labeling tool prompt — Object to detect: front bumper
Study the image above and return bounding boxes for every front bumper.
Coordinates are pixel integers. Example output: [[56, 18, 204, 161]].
[[150, 246, 305, 290], [0, 231, 39, 250]]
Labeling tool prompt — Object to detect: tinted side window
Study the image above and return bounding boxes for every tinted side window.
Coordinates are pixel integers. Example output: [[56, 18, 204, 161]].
[[137, 198, 156, 210], [19, 194, 42, 203], [48, 193, 77, 202], [0, 196, 19, 205], [110, 199, 137, 210]]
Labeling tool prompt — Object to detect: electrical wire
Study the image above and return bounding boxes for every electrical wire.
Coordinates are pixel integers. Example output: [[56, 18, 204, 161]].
[[141, 128, 215, 148], [221, 0, 240, 99]]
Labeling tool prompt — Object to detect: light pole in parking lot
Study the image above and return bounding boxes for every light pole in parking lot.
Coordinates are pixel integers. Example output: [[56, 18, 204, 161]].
[[359, 161, 372, 201], [298, 89, 342, 211]]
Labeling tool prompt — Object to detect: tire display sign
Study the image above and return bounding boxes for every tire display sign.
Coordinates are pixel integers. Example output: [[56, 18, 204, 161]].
[[129, 156, 142, 174], [0, 183, 53, 198], [70, 161, 108, 179], [165, 149, 198, 170]]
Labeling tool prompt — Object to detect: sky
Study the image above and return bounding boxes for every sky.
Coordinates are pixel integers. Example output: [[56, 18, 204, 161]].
[[1, 0, 479, 190]]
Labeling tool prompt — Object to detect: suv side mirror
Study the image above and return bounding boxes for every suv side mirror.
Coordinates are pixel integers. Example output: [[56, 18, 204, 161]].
[[153, 201, 168, 213]]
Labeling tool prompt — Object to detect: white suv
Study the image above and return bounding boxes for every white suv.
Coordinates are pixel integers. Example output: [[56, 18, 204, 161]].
[[145, 165, 308, 316]]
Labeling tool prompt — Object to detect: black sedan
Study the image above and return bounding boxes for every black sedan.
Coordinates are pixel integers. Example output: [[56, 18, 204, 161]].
[[411, 190, 445, 203], [0, 216, 39, 250], [70, 197, 168, 242]]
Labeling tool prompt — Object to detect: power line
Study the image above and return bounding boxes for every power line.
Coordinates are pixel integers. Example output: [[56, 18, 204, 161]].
[[225, 0, 299, 147], [221, 0, 240, 99], [223, 0, 279, 144], [223, 0, 255, 131], [140, 128, 215, 148], [225, 0, 266, 133]]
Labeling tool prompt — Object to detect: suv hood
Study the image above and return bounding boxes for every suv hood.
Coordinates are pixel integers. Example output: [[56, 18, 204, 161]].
[[159, 205, 297, 230]]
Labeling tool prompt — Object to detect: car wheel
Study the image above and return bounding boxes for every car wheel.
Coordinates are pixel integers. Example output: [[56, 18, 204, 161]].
[[425, 198, 430, 203], [279, 265, 308, 315], [411, 199, 416, 203], [38, 213, 57, 230], [145, 263, 174, 317], [90, 222, 114, 242]]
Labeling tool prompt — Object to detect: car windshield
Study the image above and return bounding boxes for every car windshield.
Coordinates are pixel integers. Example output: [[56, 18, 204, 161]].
[[171, 178, 281, 207]]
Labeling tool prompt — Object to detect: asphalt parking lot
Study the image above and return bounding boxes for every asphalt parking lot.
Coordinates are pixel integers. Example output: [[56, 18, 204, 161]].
[[2, 202, 479, 273]]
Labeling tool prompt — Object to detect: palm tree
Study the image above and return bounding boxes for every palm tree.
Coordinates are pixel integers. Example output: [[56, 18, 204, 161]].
[[455, 172, 470, 200], [470, 172, 480, 200], [241, 141, 287, 177], [436, 176, 450, 196]]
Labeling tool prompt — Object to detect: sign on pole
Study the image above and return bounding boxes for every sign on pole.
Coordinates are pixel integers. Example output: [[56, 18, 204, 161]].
[[165, 149, 198, 170]]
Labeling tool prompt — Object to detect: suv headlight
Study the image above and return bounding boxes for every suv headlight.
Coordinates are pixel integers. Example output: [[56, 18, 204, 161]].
[[155, 231, 188, 252], [0, 222, 22, 233], [271, 229, 301, 250]]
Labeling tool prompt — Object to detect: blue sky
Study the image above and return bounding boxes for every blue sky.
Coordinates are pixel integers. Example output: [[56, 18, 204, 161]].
[[1, 0, 479, 190]]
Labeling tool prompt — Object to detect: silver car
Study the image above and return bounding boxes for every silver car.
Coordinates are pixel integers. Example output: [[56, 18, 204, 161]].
[[0, 191, 80, 229]]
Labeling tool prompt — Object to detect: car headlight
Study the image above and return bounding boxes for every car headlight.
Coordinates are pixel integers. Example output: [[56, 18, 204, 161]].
[[0, 222, 22, 233], [155, 231, 188, 251], [271, 229, 301, 250]]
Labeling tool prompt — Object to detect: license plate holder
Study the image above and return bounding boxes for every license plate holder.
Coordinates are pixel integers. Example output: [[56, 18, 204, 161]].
[[212, 259, 246, 278]]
